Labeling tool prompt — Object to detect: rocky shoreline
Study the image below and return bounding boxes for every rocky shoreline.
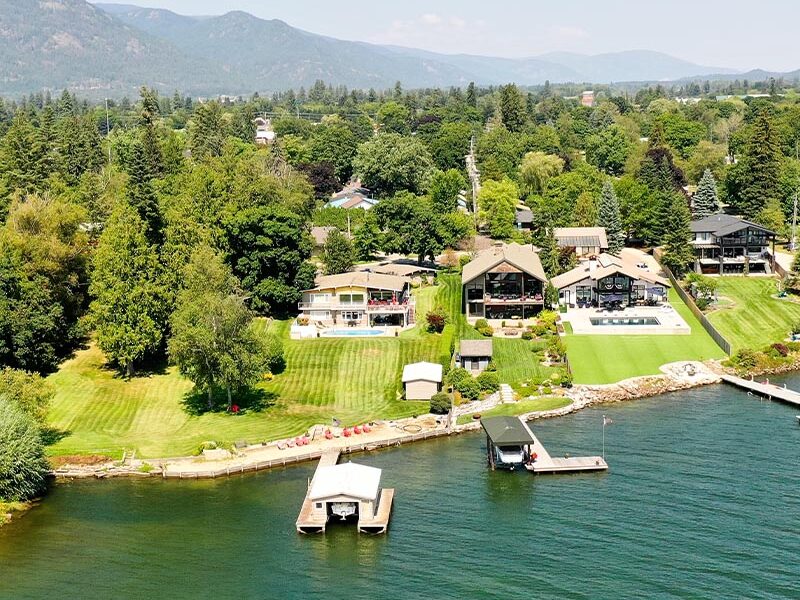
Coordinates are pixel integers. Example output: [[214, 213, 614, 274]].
[[50, 361, 722, 481]]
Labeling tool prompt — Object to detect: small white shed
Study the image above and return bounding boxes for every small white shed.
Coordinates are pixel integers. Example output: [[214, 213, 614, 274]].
[[308, 462, 382, 520], [402, 361, 443, 400]]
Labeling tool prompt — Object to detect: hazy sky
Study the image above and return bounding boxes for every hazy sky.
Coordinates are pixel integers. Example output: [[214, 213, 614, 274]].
[[95, 0, 797, 71]]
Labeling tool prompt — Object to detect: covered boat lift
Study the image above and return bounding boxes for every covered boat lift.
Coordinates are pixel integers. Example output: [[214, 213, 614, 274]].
[[481, 416, 536, 470]]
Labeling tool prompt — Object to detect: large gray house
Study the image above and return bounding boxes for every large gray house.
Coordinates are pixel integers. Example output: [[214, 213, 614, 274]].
[[461, 243, 548, 321], [689, 215, 776, 274]]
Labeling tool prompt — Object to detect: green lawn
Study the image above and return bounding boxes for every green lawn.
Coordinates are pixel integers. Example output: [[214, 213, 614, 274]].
[[492, 338, 561, 387], [706, 277, 800, 351], [455, 397, 572, 425], [565, 288, 725, 385], [46, 277, 465, 458]]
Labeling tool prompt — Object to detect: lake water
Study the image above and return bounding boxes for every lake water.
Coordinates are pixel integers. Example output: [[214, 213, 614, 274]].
[[1, 379, 799, 599]]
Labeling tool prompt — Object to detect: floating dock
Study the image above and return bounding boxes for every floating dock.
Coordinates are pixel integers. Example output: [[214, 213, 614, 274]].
[[296, 449, 394, 534], [519, 419, 608, 475], [720, 374, 800, 407]]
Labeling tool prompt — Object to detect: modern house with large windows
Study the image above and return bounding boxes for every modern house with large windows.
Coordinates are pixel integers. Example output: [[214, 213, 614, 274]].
[[462, 243, 548, 321], [689, 215, 776, 274], [298, 272, 415, 328], [551, 253, 670, 309]]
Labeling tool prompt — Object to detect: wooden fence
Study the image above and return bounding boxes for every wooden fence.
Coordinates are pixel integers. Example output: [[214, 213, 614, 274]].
[[655, 257, 732, 356]]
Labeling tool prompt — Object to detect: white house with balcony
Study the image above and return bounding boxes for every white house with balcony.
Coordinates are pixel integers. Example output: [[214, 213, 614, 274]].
[[298, 271, 415, 329]]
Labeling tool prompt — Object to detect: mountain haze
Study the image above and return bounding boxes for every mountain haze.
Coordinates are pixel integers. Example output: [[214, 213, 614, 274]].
[[0, 0, 789, 96]]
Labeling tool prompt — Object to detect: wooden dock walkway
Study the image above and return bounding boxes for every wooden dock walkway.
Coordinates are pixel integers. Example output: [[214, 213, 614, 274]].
[[518, 418, 608, 475], [296, 449, 341, 533], [358, 488, 394, 534], [720, 374, 800, 407]]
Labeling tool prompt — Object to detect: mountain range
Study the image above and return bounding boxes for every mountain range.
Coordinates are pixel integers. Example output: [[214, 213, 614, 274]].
[[0, 0, 794, 97]]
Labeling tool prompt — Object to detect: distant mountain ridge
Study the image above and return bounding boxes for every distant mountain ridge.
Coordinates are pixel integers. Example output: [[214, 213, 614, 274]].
[[0, 0, 792, 96]]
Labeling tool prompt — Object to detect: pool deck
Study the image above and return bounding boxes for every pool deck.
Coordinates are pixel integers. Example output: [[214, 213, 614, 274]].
[[562, 305, 690, 335], [517, 418, 609, 475]]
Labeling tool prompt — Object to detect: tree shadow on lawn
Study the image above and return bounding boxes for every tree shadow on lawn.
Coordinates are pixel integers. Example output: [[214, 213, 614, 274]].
[[40, 426, 72, 446], [99, 354, 170, 379], [181, 387, 279, 417]]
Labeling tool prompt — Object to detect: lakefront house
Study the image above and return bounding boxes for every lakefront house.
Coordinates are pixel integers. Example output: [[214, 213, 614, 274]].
[[298, 272, 415, 328], [553, 227, 609, 258], [551, 253, 670, 308], [689, 215, 776, 274], [462, 243, 548, 321]]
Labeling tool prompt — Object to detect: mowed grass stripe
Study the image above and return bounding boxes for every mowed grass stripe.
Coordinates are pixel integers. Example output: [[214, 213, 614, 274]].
[[706, 277, 800, 351]]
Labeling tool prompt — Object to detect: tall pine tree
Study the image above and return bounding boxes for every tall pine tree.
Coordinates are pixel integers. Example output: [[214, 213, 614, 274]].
[[597, 181, 625, 254], [692, 168, 720, 219], [89, 205, 168, 377], [661, 193, 694, 277]]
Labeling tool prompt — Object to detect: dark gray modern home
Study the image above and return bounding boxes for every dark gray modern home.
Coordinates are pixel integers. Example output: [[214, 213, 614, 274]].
[[461, 243, 548, 321], [689, 215, 776, 274]]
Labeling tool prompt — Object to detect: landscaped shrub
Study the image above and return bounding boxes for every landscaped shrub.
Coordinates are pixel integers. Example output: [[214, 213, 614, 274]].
[[696, 297, 711, 311], [425, 306, 448, 333], [474, 318, 494, 337], [549, 372, 562, 386], [771, 343, 790, 357], [731, 348, 758, 369], [530, 324, 549, 337], [538, 310, 558, 330], [546, 337, 567, 362], [476, 371, 500, 393], [791, 321, 800, 336], [459, 254, 472, 270], [787, 341, 800, 353], [429, 392, 451, 415], [445, 367, 471, 388], [485, 361, 497, 372], [296, 316, 309, 326], [560, 372, 573, 388], [456, 377, 481, 401], [541, 385, 552, 395], [521, 331, 534, 340], [0, 399, 49, 502]]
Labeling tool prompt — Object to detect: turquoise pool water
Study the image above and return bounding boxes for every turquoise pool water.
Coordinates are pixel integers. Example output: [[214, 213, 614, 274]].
[[1, 381, 798, 599]]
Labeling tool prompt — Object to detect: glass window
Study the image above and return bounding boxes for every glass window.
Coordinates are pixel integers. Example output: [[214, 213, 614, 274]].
[[576, 286, 592, 302]]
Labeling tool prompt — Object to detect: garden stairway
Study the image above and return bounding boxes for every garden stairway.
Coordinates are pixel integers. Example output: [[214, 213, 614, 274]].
[[499, 383, 515, 403]]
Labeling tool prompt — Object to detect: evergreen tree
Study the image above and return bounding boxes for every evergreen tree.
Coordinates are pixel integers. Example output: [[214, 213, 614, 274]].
[[692, 168, 720, 218], [127, 141, 163, 244], [597, 181, 625, 254], [322, 229, 354, 275], [466, 82, 477, 108], [728, 109, 783, 216], [0, 113, 47, 193], [499, 84, 526, 132], [537, 228, 561, 277], [138, 88, 163, 179], [661, 193, 694, 277], [638, 124, 687, 192], [89, 205, 167, 377], [189, 101, 227, 160]]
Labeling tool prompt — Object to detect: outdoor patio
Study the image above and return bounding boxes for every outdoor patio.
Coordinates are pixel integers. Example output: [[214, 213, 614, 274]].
[[561, 304, 691, 335]]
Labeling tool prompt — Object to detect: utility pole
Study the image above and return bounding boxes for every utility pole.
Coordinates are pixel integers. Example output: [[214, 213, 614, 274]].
[[791, 191, 799, 251]]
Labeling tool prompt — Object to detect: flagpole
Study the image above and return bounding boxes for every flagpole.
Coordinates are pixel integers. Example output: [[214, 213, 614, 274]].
[[602, 415, 605, 459]]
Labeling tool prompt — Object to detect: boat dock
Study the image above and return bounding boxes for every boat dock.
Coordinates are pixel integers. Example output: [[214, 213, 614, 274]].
[[296, 449, 341, 533], [720, 374, 800, 407], [519, 418, 608, 475], [296, 449, 394, 534], [357, 488, 394, 534]]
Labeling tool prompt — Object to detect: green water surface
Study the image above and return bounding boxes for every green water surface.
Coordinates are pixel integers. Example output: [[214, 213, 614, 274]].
[[1, 382, 798, 599]]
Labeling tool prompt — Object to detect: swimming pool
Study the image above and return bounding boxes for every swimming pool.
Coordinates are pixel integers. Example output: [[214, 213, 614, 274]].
[[321, 329, 385, 337], [590, 317, 661, 326]]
